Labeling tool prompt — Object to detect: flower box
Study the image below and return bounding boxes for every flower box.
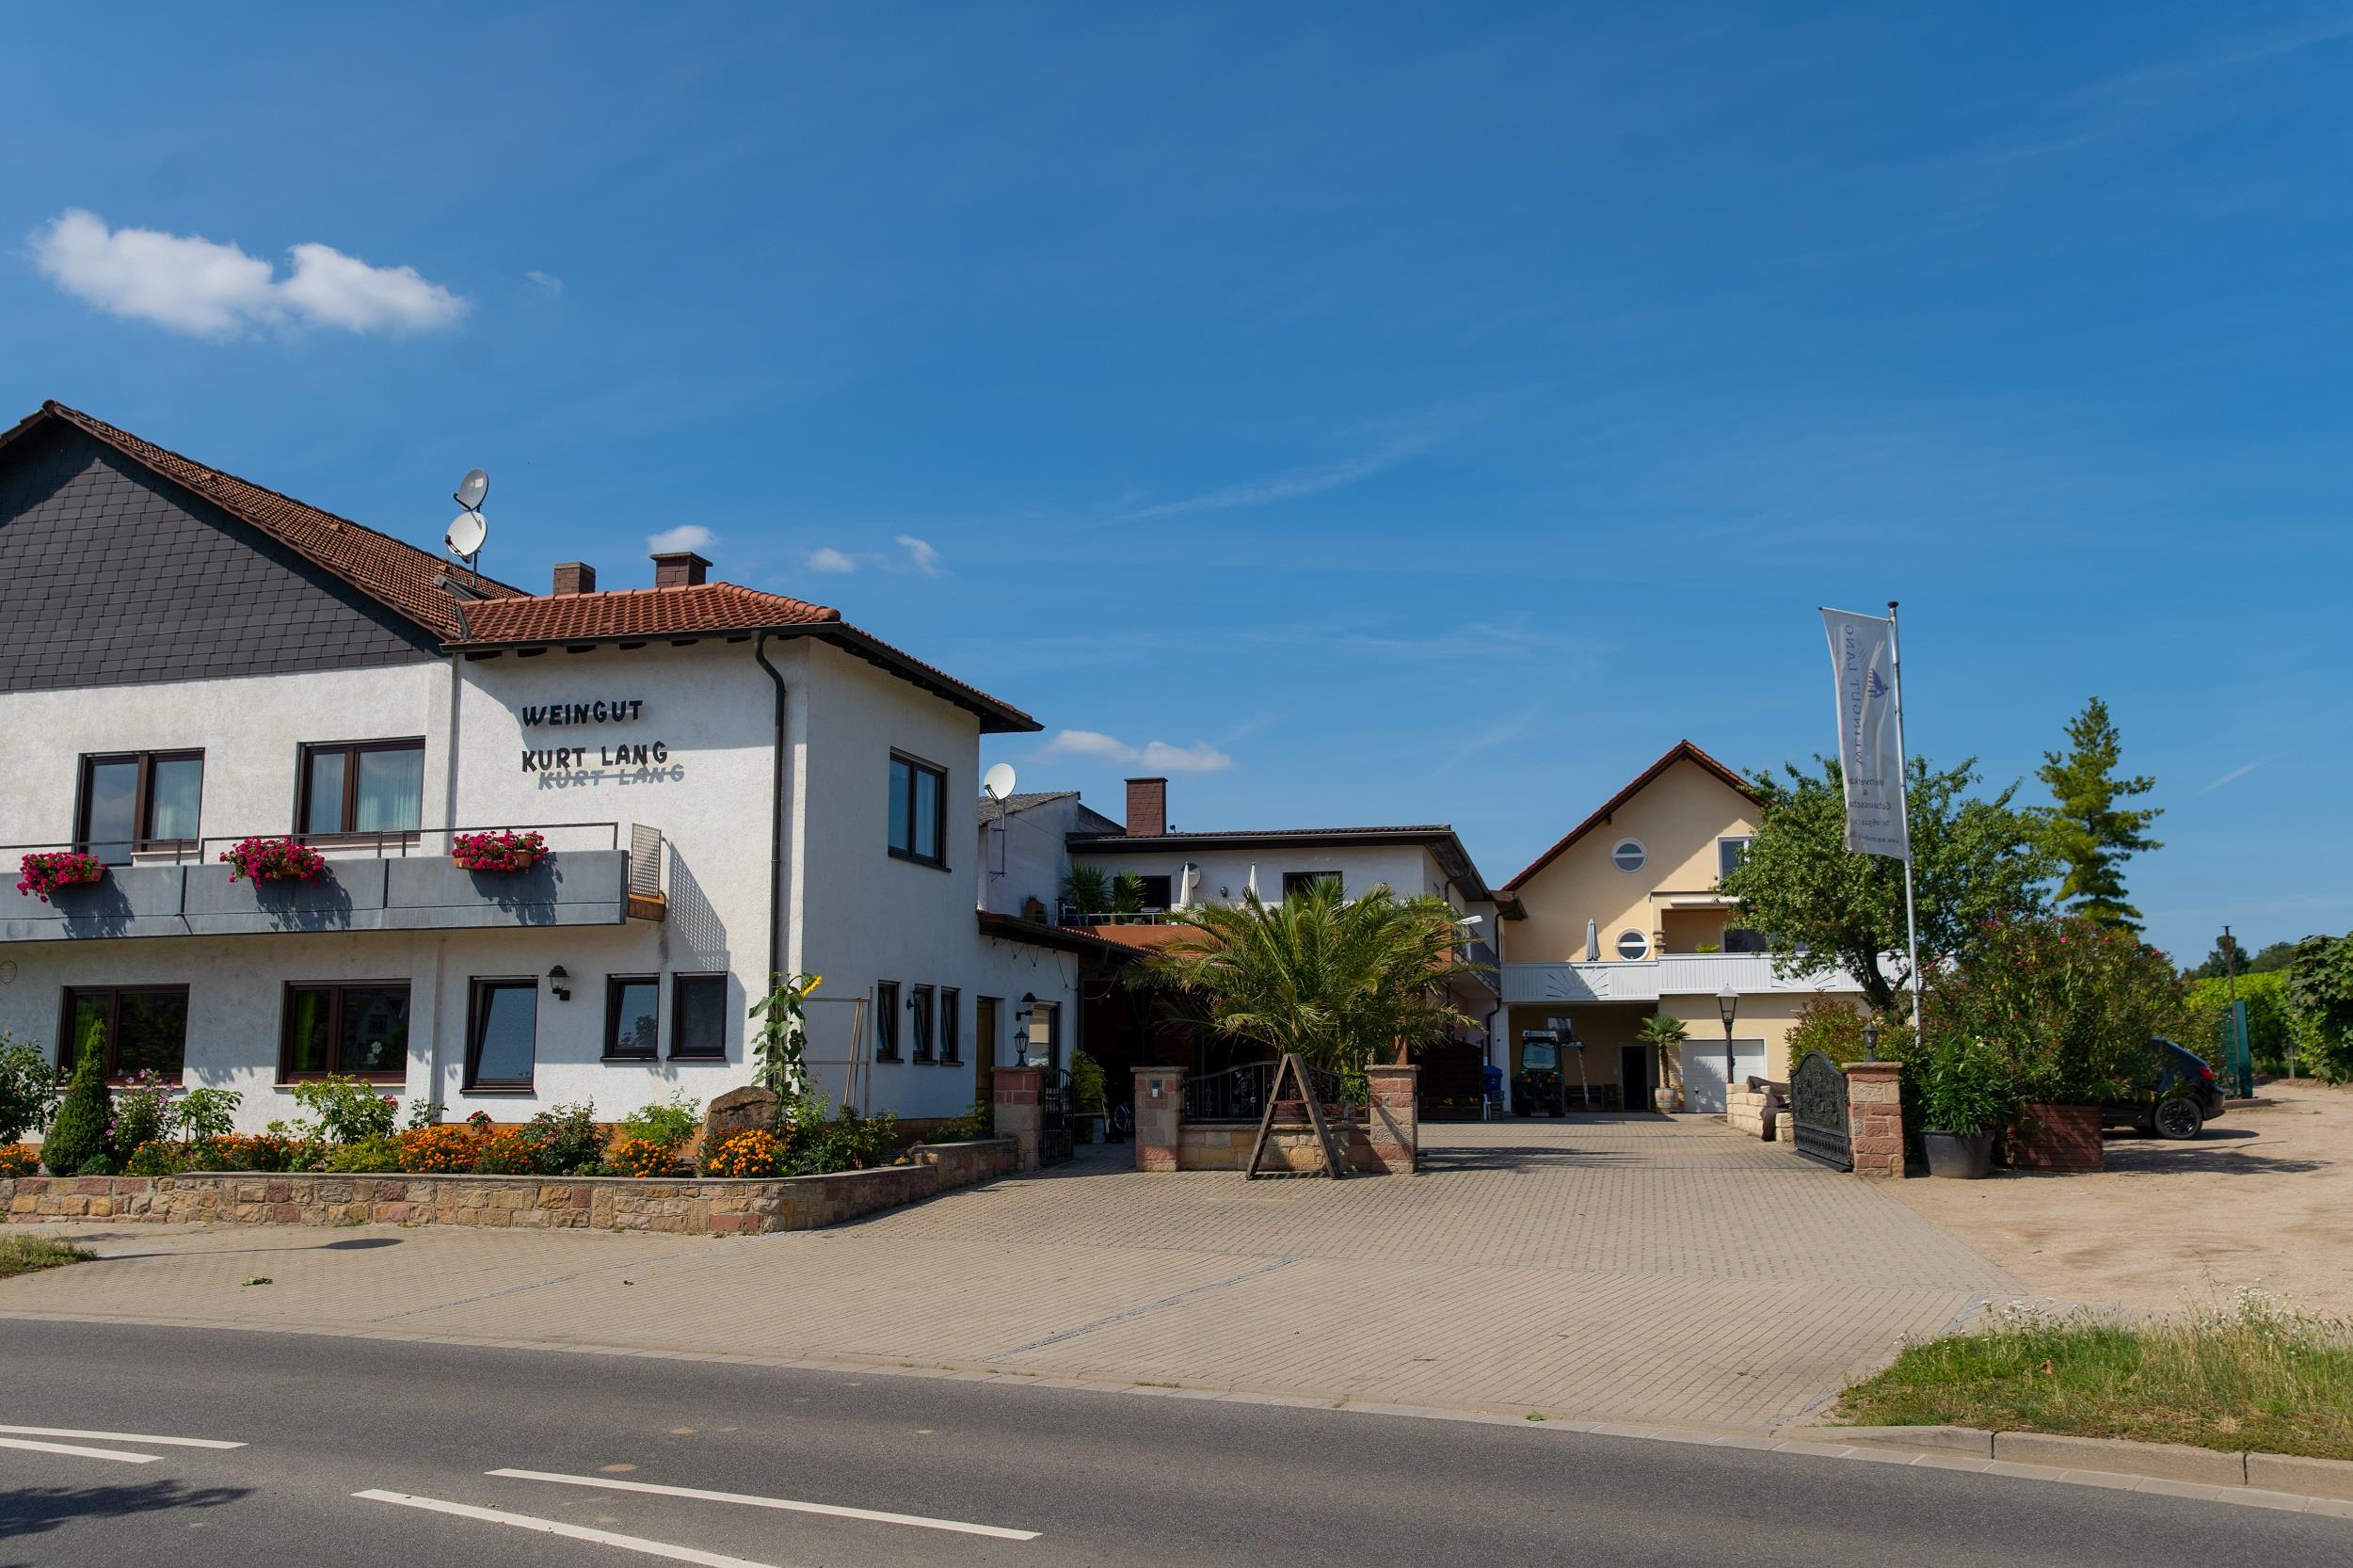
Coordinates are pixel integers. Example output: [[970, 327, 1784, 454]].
[[16, 851, 105, 903], [453, 829, 550, 873], [220, 836, 328, 886]]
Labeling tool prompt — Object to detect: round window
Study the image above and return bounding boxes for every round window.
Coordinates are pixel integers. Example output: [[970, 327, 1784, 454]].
[[1611, 839, 1646, 872], [1616, 928, 1650, 961]]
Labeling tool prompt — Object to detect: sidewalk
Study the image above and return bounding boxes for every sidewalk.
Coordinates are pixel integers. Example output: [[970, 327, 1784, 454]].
[[1, 1119, 2023, 1432]]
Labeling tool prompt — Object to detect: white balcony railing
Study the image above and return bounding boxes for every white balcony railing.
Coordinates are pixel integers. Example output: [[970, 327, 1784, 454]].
[[1498, 951, 1862, 1005]]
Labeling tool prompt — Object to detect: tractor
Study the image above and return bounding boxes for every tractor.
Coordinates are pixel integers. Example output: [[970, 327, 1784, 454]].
[[1513, 1032, 1568, 1117]]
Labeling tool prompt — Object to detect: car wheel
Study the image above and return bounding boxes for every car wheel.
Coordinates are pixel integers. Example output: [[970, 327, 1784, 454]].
[[2153, 1098, 2204, 1141]]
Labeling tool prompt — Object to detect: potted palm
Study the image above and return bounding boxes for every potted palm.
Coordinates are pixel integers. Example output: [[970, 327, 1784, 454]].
[[1919, 1037, 2009, 1179], [1637, 1014, 1689, 1112], [1060, 865, 1111, 924]]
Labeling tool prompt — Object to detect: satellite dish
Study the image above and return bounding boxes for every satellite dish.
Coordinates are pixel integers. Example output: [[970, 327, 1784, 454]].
[[445, 509, 488, 559], [983, 762, 1017, 802], [453, 469, 489, 510]]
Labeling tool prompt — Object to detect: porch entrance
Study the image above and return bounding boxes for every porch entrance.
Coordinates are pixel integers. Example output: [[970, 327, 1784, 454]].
[[1618, 1045, 1653, 1112]]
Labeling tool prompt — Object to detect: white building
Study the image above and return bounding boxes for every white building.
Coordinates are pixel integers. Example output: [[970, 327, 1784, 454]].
[[0, 401, 1082, 1133]]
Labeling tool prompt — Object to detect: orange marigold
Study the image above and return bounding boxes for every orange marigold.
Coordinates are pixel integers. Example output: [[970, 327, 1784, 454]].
[[611, 1135, 679, 1179], [0, 1143, 39, 1178], [702, 1128, 785, 1178], [398, 1124, 487, 1174], [472, 1127, 543, 1175]]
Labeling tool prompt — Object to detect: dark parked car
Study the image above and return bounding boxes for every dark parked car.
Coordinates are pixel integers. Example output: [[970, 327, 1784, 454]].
[[2101, 1036, 2225, 1140]]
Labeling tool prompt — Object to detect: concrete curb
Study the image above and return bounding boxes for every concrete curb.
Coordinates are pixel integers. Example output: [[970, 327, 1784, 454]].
[[1827, 1425, 2353, 1503]]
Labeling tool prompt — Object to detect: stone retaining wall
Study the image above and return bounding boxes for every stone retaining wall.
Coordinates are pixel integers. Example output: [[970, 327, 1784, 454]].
[[1, 1138, 1016, 1236], [1177, 1120, 1397, 1173]]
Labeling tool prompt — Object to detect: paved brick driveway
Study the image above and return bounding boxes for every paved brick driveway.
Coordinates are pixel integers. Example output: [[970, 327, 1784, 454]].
[[5, 1115, 2020, 1431]]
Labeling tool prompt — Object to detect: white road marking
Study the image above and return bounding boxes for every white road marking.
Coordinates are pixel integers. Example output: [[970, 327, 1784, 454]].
[[488, 1467, 1042, 1541], [0, 1424, 245, 1449], [0, 1436, 159, 1464], [352, 1490, 784, 1567]]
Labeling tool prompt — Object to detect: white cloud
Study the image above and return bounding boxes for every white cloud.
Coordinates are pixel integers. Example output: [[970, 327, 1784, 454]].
[[647, 524, 716, 554], [525, 269, 564, 296], [895, 535, 943, 575], [31, 209, 466, 337], [1034, 729, 1234, 773], [808, 547, 859, 573]]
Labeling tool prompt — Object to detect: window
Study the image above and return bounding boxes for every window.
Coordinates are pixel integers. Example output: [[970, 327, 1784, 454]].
[[670, 974, 728, 1059], [465, 979, 538, 1091], [888, 753, 947, 867], [61, 986, 188, 1080], [1281, 871, 1341, 902], [873, 981, 901, 1059], [1718, 837, 1753, 879], [605, 976, 660, 1060], [76, 751, 203, 864], [1131, 874, 1172, 910], [940, 987, 961, 1064], [1724, 927, 1769, 953], [1610, 839, 1646, 873], [298, 739, 425, 838], [281, 983, 409, 1080], [1615, 929, 1650, 961], [909, 984, 935, 1061], [1025, 1000, 1060, 1071]]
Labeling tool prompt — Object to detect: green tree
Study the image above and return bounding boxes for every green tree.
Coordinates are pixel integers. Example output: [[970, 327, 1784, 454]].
[[1137, 881, 1475, 1074], [42, 1049, 113, 1176], [0, 1032, 61, 1144], [2035, 696, 2162, 933], [1718, 756, 2054, 1013], [2285, 933, 2353, 1083]]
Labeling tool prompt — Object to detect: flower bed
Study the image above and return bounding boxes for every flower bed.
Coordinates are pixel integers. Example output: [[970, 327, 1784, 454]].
[[452, 829, 549, 872], [15, 851, 104, 903], [219, 836, 328, 885]]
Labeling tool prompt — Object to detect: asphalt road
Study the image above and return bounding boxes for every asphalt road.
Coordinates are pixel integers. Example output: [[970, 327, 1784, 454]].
[[1, 1321, 2344, 1567]]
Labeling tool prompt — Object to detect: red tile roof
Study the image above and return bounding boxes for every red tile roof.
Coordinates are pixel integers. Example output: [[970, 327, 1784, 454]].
[[461, 582, 839, 643], [1500, 740, 1761, 892], [15, 400, 527, 638]]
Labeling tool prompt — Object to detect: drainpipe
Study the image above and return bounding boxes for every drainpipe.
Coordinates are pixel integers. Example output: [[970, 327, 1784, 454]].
[[753, 632, 790, 988]]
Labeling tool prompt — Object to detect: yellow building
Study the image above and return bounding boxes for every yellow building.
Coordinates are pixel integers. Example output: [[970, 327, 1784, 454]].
[[1497, 741, 1865, 1113]]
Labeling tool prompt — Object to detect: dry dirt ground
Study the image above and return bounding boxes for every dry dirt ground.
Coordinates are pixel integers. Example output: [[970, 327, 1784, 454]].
[[1888, 1079, 2353, 1318]]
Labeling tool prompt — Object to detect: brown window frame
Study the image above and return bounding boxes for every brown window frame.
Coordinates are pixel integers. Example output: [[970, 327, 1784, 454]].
[[668, 973, 728, 1061], [887, 753, 949, 869], [909, 984, 936, 1062], [278, 981, 411, 1082], [74, 749, 204, 863], [873, 981, 902, 1060], [58, 984, 190, 1083], [604, 974, 661, 1061], [295, 737, 426, 841], [939, 987, 962, 1064], [463, 977, 539, 1094]]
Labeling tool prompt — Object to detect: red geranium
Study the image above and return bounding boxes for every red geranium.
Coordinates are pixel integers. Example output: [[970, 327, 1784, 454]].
[[17, 851, 105, 903], [220, 837, 328, 885], [453, 829, 549, 873]]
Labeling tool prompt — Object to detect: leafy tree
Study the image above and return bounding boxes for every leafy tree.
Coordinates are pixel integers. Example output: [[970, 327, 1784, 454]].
[[0, 1032, 61, 1144], [2034, 696, 2162, 933], [1925, 915, 2185, 1106], [42, 1049, 113, 1176], [1718, 756, 2054, 1012], [2249, 940, 2298, 975], [2285, 934, 2353, 1083], [1136, 880, 1475, 1073]]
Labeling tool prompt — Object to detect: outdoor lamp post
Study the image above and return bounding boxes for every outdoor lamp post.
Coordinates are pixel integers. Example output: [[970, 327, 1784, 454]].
[[1717, 983, 1738, 1101]]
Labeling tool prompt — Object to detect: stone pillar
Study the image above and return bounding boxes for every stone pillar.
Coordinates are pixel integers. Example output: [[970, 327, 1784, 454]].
[[1844, 1061, 1905, 1178], [992, 1065, 1043, 1172], [1131, 1066, 1183, 1172], [1364, 1063, 1419, 1174]]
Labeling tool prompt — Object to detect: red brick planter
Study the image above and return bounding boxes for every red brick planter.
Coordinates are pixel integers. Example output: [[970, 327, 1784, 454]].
[[2001, 1103, 2104, 1172]]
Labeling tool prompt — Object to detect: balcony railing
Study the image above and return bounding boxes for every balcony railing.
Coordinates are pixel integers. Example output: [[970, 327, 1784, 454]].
[[3, 822, 657, 942], [1499, 950, 1862, 1004]]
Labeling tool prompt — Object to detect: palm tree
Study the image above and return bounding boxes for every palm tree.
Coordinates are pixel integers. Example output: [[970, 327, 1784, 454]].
[[1636, 1013, 1689, 1110], [1136, 880, 1477, 1073]]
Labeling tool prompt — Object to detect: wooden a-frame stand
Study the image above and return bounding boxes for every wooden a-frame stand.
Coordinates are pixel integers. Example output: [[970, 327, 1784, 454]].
[[1245, 1052, 1349, 1179]]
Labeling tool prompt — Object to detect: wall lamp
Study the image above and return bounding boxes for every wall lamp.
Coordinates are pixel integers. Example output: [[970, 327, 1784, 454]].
[[547, 965, 571, 1001]]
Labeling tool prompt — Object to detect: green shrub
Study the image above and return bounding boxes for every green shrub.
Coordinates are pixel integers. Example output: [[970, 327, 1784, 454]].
[[42, 1050, 112, 1176], [109, 1071, 175, 1160], [126, 1141, 194, 1176], [172, 1087, 242, 1143], [1916, 1036, 2014, 1137], [615, 1093, 700, 1159], [1070, 1050, 1106, 1114], [783, 1104, 900, 1176], [930, 1098, 994, 1142], [323, 1134, 405, 1173], [0, 1032, 61, 1144], [1785, 993, 1907, 1068], [2285, 934, 2353, 1083], [528, 1103, 606, 1175], [1928, 915, 2185, 1104], [75, 1153, 120, 1176], [288, 1076, 400, 1144]]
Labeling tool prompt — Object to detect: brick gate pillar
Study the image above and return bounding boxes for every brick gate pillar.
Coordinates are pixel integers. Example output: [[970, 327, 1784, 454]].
[[1363, 1063, 1419, 1174], [993, 1065, 1043, 1172], [1844, 1061, 1905, 1178], [1131, 1065, 1183, 1171]]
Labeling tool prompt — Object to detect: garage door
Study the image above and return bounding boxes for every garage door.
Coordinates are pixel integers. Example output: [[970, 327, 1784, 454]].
[[1680, 1040, 1766, 1114]]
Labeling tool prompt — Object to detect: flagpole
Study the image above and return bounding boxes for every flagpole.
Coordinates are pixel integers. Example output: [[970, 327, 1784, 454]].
[[1885, 600, 1924, 1050]]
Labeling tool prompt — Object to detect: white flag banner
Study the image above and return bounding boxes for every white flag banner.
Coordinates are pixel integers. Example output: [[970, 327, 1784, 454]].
[[1821, 607, 1911, 860]]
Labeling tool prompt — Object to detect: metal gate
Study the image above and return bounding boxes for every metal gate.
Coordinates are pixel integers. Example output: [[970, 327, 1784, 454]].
[[1788, 1050, 1851, 1171]]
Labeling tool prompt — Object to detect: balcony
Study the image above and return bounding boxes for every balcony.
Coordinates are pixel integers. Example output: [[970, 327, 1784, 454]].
[[3, 824, 658, 942], [1499, 950, 1860, 1005]]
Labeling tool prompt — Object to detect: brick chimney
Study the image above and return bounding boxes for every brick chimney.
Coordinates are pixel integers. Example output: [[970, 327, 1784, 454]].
[[551, 562, 597, 596], [652, 551, 712, 588], [1125, 776, 1167, 837]]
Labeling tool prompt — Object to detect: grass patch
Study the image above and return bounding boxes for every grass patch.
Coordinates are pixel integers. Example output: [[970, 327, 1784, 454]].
[[0, 1232, 95, 1279], [1835, 1291, 2353, 1461]]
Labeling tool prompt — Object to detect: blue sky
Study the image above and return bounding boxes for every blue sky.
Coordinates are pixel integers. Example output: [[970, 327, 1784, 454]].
[[8, 4, 2349, 963]]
